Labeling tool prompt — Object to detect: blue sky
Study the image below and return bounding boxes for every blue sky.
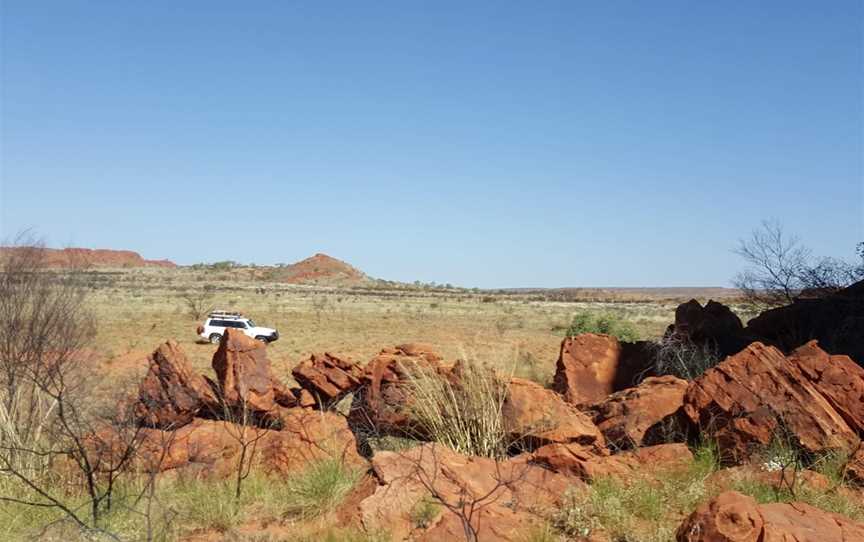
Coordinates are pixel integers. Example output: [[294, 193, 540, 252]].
[[1, 1, 861, 288]]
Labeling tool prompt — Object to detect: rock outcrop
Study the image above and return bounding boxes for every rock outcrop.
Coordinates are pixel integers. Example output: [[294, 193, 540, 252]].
[[589, 375, 689, 448], [671, 299, 755, 357], [292, 352, 364, 406], [552, 334, 654, 406], [682, 343, 858, 464], [0, 246, 176, 268], [746, 279, 864, 365], [134, 408, 363, 478], [503, 377, 604, 449], [211, 329, 296, 419], [787, 340, 864, 435], [676, 491, 864, 541], [135, 341, 218, 428], [350, 344, 445, 436], [531, 442, 692, 482], [359, 443, 574, 542]]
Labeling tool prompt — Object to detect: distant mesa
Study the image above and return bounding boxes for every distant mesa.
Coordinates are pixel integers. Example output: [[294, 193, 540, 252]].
[[272, 253, 370, 286], [0, 247, 176, 269]]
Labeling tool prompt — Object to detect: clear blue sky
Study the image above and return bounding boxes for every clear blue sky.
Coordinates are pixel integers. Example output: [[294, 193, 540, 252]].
[[1, 1, 861, 288]]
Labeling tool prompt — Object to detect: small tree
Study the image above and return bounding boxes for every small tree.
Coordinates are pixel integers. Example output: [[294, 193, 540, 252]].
[[734, 220, 863, 307], [0, 234, 149, 536], [181, 285, 215, 320]]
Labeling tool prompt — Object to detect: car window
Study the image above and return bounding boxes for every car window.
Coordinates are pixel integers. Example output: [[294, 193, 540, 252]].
[[246, 319, 255, 327], [210, 319, 226, 327]]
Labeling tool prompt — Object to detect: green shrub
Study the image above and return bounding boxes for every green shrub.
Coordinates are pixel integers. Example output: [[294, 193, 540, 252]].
[[565, 311, 639, 342]]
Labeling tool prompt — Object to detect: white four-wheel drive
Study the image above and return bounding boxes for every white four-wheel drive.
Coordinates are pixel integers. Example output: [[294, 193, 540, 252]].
[[198, 310, 279, 344]]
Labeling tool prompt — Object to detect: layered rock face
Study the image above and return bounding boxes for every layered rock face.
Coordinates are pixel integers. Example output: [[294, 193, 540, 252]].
[[787, 340, 864, 434], [211, 329, 297, 418], [135, 340, 219, 428], [682, 342, 858, 463], [292, 352, 364, 405]]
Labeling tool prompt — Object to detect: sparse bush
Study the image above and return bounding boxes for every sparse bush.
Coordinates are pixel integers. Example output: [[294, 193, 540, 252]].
[[651, 336, 722, 380], [401, 360, 510, 459], [565, 311, 639, 342]]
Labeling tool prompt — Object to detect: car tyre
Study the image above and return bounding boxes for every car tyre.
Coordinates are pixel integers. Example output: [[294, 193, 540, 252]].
[[209, 333, 222, 344], [254, 336, 269, 343]]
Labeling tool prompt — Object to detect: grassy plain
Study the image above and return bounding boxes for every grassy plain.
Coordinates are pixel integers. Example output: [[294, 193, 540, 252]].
[[85, 267, 750, 392]]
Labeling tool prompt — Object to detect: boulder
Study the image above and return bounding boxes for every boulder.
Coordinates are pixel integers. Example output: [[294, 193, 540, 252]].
[[552, 334, 654, 406], [672, 300, 754, 357], [531, 442, 692, 482], [135, 340, 218, 428], [589, 375, 689, 448], [211, 329, 296, 420], [503, 377, 604, 449], [787, 340, 864, 435], [682, 343, 858, 464], [360, 443, 574, 541], [676, 490, 864, 541], [292, 352, 364, 406], [134, 408, 364, 478]]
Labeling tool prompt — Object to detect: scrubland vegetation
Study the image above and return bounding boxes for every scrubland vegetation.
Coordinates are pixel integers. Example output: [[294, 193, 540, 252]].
[[2, 236, 862, 542]]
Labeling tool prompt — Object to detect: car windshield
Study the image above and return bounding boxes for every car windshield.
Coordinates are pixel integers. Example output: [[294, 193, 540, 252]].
[[246, 319, 255, 327]]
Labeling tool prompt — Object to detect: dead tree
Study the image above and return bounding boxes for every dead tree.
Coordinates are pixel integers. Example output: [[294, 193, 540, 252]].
[[0, 234, 143, 537]]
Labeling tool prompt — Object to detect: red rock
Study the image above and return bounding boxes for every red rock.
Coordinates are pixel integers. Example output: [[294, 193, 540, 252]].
[[0, 246, 176, 268], [503, 377, 604, 449], [360, 443, 575, 542], [135, 340, 218, 428], [589, 375, 689, 448], [552, 334, 654, 406], [292, 352, 363, 405], [350, 344, 446, 435], [531, 442, 692, 482], [787, 340, 864, 435], [296, 388, 317, 408], [682, 343, 857, 464], [676, 491, 763, 541], [211, 329, 295, 420], [134, 408, 363, 478], [676, 490, 864, 541]]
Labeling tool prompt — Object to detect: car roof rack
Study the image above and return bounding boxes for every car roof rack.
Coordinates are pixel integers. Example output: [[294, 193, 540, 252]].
[[208, 310, 245, 319]]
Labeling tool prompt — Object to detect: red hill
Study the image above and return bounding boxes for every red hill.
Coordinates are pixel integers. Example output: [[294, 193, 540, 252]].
[[274, 253, 369, 286], [0, 247, 176, 269]]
